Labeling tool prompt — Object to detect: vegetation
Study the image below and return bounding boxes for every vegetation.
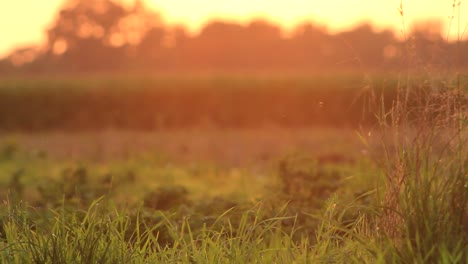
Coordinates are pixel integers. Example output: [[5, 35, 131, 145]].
[[0, 138, 381, 263], [0, 85, 465, 263], [0, 0, 466, 263], [0, 75, 396, 130], [2, 0, 468, 74]]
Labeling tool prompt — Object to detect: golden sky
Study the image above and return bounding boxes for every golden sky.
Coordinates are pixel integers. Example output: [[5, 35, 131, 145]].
[[0, 0, 467, 57]]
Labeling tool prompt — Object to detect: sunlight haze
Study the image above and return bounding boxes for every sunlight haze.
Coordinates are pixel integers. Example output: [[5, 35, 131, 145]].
[[0, 0, 466, 57]]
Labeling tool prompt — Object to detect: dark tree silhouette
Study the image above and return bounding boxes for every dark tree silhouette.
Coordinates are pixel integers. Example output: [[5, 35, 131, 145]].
[[2, 0, 467, 74], [289, 23, 333, 69], [336, 23, 396, 69], [42, 0, 162, 72]]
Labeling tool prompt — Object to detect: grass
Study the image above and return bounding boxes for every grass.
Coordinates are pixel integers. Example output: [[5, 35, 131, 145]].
[[374, 73, 467, 262], [0, 131, 384, 263], [0, 115, 462, 263], [368, 1, 468, 262], [0, 199, 311, 264], [0, 1, 467, 262], [0, 70, 465, 262]]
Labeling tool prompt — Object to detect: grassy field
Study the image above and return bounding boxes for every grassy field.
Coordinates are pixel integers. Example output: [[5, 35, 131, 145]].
[[0, 73, 466, 263], [0, 128, 385, 263], [0, 74, 398, 130]]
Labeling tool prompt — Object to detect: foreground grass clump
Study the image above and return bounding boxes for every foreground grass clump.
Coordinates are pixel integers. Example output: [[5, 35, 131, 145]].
[[1, 199, 350, 263], [373, 76, 468, 263]]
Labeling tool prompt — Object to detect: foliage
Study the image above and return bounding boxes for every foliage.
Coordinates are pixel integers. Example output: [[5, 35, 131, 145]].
[[4, 0, 468, 73]]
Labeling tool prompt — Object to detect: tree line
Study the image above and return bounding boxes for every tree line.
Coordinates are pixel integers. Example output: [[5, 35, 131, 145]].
[[1, 0, 466, 74]]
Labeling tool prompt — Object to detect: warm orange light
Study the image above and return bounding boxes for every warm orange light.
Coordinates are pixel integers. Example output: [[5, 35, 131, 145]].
[[0, 0, 467, 58], [145, 0, 468, 37]]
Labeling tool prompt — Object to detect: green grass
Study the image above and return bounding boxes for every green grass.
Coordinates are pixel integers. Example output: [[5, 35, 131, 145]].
[[0, 138, 383, 263], [1, 0, 467, 259], [0, 119, 464, 263], [0, 68, 466, 263], [0, 65, 466, 263], [0, 199, 312, 264]]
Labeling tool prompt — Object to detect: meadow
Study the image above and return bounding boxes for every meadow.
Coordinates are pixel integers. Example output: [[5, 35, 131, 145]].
[[0, 73, 466, 263], [0, 74, 398, 131]]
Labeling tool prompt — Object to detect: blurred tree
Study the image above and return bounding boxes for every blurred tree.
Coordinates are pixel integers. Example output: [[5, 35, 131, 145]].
[[5, 1, 464, 74], [336, 23, 396, 69], [136, 24, 172, 69], [192, 21, 245, 69], [289, 22, 332, 69], [408, 20, 447, 69], [243, 20, 286, 68], [0, 58, 13, 75], [184, 20, 285, 70], [43, 0, 163, 72]]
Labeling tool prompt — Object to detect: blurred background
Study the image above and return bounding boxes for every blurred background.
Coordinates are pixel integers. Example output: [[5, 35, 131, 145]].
[[0, 0, 466, 164], [2, 0, 467, 73]]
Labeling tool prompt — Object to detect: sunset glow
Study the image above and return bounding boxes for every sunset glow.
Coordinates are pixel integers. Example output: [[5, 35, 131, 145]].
[[0, 0, 467, 57]]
